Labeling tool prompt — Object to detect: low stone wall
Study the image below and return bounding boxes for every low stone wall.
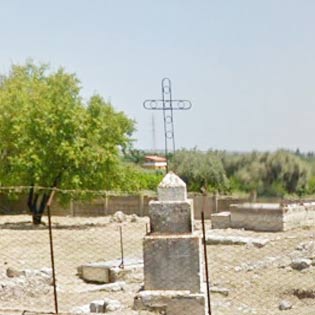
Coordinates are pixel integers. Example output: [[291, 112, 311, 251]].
[[0, 193, 246, 219], [213, 202, 315, 232], [229, 203, 284, 232]]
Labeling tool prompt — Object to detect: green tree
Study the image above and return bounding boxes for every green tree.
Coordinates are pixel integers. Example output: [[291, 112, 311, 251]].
[[116, 163, 163, 191], [221, 150, 310, 197], [170, 149, 229, 192], [235, 160, 266, 199], [0, 62, 134, 224], [264, 150, 310, 195], [122, 148, 146, 164]]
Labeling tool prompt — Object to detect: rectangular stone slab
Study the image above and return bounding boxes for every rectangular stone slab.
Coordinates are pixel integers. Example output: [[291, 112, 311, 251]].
[[230, 203, 284, 232], [205, 234, 269, 248], [79, 264, 110, 283], [149, 200, 194, 234], [211, 211, 231, 229], [77, 258, 143, 283], [143, 234, 202, 292], [134, 290, 206, 315]]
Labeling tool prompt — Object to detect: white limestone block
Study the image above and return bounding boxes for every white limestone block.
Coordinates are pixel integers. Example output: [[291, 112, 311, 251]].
[[158, 172, 187, 202]]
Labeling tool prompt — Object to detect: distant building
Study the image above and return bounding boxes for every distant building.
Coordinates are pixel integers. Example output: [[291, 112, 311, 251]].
[[143, 155, 167, 170]]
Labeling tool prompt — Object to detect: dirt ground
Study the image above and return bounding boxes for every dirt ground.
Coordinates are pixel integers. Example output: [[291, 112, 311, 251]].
[[0, 214, 315, 315]]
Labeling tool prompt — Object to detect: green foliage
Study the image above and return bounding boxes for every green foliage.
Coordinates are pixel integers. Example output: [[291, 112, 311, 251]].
[[0, 61, 135, 221], [264, 150, 309, 195], [113, 163, 163, 192], [122, 148, 146, 164], [170, 149, 229, 192], [169, 149, 311, 197], [0, 62, 134, 190], [307, 176, 315, 195], [221, 150, 310, 197]]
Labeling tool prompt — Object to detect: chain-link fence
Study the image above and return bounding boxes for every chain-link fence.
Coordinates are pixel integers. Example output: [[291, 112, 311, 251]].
[[206, 223, 315, 315], [0, 207, 148, 315], [1, 190, 315, 315]]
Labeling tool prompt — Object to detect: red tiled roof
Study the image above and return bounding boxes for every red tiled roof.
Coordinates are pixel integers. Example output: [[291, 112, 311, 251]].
[[144, 155, 167, 162]]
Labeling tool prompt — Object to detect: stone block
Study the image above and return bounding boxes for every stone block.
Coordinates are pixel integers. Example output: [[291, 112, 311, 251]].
[[219, 202, 315, 232], [143, 234, 202, 292], [149, 200, 193, 234], [158, 172, 187, 201], [78, 263, 110, 283], [134, 290, 206, 315], [90, 300, 106, 313], [229, 203, 284, 232], [290, 258, 312, 270], [77, 258, 143, 284], [211, 211, 231, 229]]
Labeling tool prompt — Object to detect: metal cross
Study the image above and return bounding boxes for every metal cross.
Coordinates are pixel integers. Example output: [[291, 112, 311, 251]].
[[143, 78, 192, 168]]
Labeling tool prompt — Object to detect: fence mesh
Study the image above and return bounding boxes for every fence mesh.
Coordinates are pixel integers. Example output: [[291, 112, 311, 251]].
[[1, 191, 315, 315], [206, 223, 315, 315]]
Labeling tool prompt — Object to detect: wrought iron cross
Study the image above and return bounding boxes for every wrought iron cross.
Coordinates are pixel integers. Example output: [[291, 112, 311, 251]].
[[143, 78, 192, 168]]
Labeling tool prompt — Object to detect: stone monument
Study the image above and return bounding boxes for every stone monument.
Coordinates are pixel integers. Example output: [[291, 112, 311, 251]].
[[134, 172, 206, 315]]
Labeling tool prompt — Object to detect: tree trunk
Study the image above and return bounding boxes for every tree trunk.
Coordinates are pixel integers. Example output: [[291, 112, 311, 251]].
[[27, 176, 61, 225], [28, 185, 49, 225]]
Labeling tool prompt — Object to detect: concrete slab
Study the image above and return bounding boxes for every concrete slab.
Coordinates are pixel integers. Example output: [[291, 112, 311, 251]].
[[134, 290, 206, 315], [228, 202, 315, 232], [205, 235, 269, 248], [229, 203, 284, 232], [78, 263, 110, 284], [77, 258, 143, 284], [211, 211, 231, 229], [143, 234, 202, 292], [149, 200, 193, 234]]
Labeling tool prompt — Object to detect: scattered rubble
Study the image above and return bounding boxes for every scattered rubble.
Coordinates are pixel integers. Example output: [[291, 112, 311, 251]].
[[279, 300, 293, 311], [295, 240, 315, 252], [6, 267, 24, 278], [72, 298, 122, 313], [0, 267, 52, 301], [234, 255, 292, 272], [130, 214, 138, 223], [236, 303, 258, 314], [290, 258, 312, 271], [293, 288, 315, 299], [110, 211, 126, 223], [109, 212, 140, 224], [71, 304, 90, 313], [210, 286, 229, 297]]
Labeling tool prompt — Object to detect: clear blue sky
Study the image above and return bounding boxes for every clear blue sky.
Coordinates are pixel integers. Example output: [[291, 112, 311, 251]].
[[1, 0, 315, 152]]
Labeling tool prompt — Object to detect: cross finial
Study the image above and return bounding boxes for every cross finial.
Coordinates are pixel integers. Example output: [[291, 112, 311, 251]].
[[143, 78, 192, 171]]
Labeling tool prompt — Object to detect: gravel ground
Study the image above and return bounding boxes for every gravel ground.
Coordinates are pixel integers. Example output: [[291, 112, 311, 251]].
[[1, 214, 315, 315]]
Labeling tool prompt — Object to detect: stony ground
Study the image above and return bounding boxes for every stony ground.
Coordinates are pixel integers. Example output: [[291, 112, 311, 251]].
[[0, 214, 315, 315]]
